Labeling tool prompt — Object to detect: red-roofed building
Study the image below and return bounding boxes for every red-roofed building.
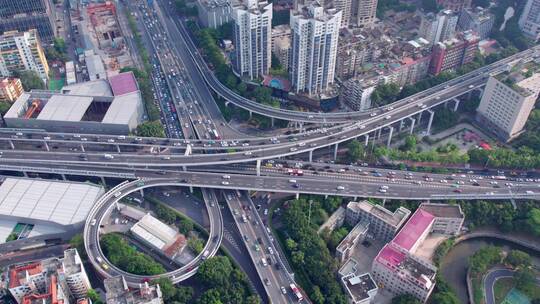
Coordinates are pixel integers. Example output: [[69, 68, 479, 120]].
[[371, 203, 463, 303], [108, 72, 139, 96]]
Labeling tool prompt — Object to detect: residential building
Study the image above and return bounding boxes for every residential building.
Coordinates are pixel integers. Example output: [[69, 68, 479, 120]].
[[345, 201, 411, 243], [0, 77, 23, 102], [333, 0, 352, 28], [272, 25, 291, 70], [0, 0, 56, 44], [341, 272, 378, 304], [436, 0, 471, 12], [336, 220, 369, 263], [418, 10, 459, 46], [350, 0, 378, 28], [429, 30, 479, 75], [458, 6, 495, 40], [0, 30, 50, 82], [4, 72, 145, 135], [196, 0, 232, 28], [290, 3, 342, 96], [232, 0, 273, 80], [7, 249, 91, 304], [371, 203, 464, 302], [341, 77, 377, 111], [105, 276, 163, 304], [519, 0, 540, 41], [476, 69, 540, 141]]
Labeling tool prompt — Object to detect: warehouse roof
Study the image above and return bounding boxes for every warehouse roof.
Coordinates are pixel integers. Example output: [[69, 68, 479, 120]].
[[101, 91, 141, 124], [37, 95, 93, 121], [0, 178, 104, 226], [62, 79, 112, 96], [130, 214, 178, 250]]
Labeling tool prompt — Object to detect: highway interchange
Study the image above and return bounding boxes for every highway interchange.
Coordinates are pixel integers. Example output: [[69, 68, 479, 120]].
[[3, 0, 540, 302]]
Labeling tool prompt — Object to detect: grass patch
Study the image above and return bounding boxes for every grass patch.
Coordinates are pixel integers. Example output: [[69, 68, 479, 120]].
[[495, 278, 515, 304], [472, 276, 485, 304]]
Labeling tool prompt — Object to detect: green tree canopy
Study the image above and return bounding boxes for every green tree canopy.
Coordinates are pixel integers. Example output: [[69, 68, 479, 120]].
[[468, 245, 502, 275], [197, 256, 233, 287], [136, 121, 166, 138], [14, 70, 45, 91], [391, 294, 421, 304], [505, 250, 532, 268]]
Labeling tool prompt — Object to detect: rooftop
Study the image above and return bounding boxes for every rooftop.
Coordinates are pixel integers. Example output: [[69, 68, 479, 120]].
[[348, 201, 411, 229], [419, 203, 463, 219], [392, 209, 435, 251], [342, 272, 377, 303], [337, 220, 369, 254], [130, 213, 180, 252], [109, 71, 138, 96], [105, 276, 163, 304], [0, 178, 103, 226], [36, 95, 93, 121]]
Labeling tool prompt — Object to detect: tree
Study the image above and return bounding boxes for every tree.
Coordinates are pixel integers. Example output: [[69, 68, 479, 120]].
[[87, 289, 103, 304], [152, 278, 176, 302], [178, 219, 194, 234], [70, 234, 86, 259], [0, 102, 11, 116], [175, 286, 194, 303], [515, 268, 536, 297], [347, 140, 364, 161], [401, 135, 417, 152], [285, 238, 297, 251], [188, 237, 204, 254], [468, 246, 502, 275], [136, 121, 165, 138], [526, 208, 540, 236], [391, 294, 421, 304], [14, 70, 45, 91], [371, 83, 400, 106], [197, 256, 233, 287], [197, 289, 223, 304], [506, 250, 532, 268], [310, 286, 325, 304], [431, 291, 460, 304]]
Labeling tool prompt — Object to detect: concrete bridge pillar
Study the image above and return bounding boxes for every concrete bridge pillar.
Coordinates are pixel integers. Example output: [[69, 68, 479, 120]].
[[399, 119, 405, 132], [325, 194, 328, 199], [189, 186, 194, 193], [80, 143, 85, 152], [22, 171, 28, 178], [256, 159, 261, 176], [43, 141, 49, 152], [8, 140, 14, 150], [225, 101, 230, 107], [333, 143, 339, 160], [60, 174, 66, 181], [249, 111, 252, 119], [140, 189, 145, 197], [100, 176, 106, 185], [364, 134, 369, 146], [426, 110, 435, 135], [377, 128, 382, 139], [309, 150, 313, 162], [387, 126, 394, 148], [417, 111, 423, 126], [453, 98, 460, 112], [295, 192, 300, 199], [408, 117, 416, 135], [116, 145, 121, 153], [271, 117, 275, 128]]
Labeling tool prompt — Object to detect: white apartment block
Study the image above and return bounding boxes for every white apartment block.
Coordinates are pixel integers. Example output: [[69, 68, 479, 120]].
[[519, 0, 540, 41], [345, 201, 410, 243], [419, 10, 458, 46], [272, 25, 291, 70], [333, 0, 352, 28], [290, 3, 342, 96], [476, 72, 540, 141], [341, 77, 376, 111], [350, 0, 378, 28], [7, 249, 90, 303], [0, 29, 49, 82], [232, 0, 272, 80]]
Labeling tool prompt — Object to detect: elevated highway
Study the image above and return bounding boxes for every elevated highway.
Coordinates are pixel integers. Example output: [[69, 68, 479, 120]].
[[84, 179, 223, 287]]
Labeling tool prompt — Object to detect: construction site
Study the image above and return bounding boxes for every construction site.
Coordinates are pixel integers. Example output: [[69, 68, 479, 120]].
[[70, 1, 133, 80]]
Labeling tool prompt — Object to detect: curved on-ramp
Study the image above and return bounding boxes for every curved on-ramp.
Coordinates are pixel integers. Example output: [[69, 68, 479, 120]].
[[83, 178, 223, 287]]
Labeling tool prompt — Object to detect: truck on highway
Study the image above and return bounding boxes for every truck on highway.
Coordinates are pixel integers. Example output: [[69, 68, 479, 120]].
[[212, 129, 221, 140], [290, 283, 304, 301], [241, 214, 248, 223], [287, 168, 304, 176]]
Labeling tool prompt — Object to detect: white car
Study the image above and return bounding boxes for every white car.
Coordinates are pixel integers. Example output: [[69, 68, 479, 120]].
[[280, 286, 287, 294], [370, 112, 377, 117], [336, 186, 345, 190], [244, 151, 252, 156], [221, 181, 230, 185], [222, 175, 231, 179]]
